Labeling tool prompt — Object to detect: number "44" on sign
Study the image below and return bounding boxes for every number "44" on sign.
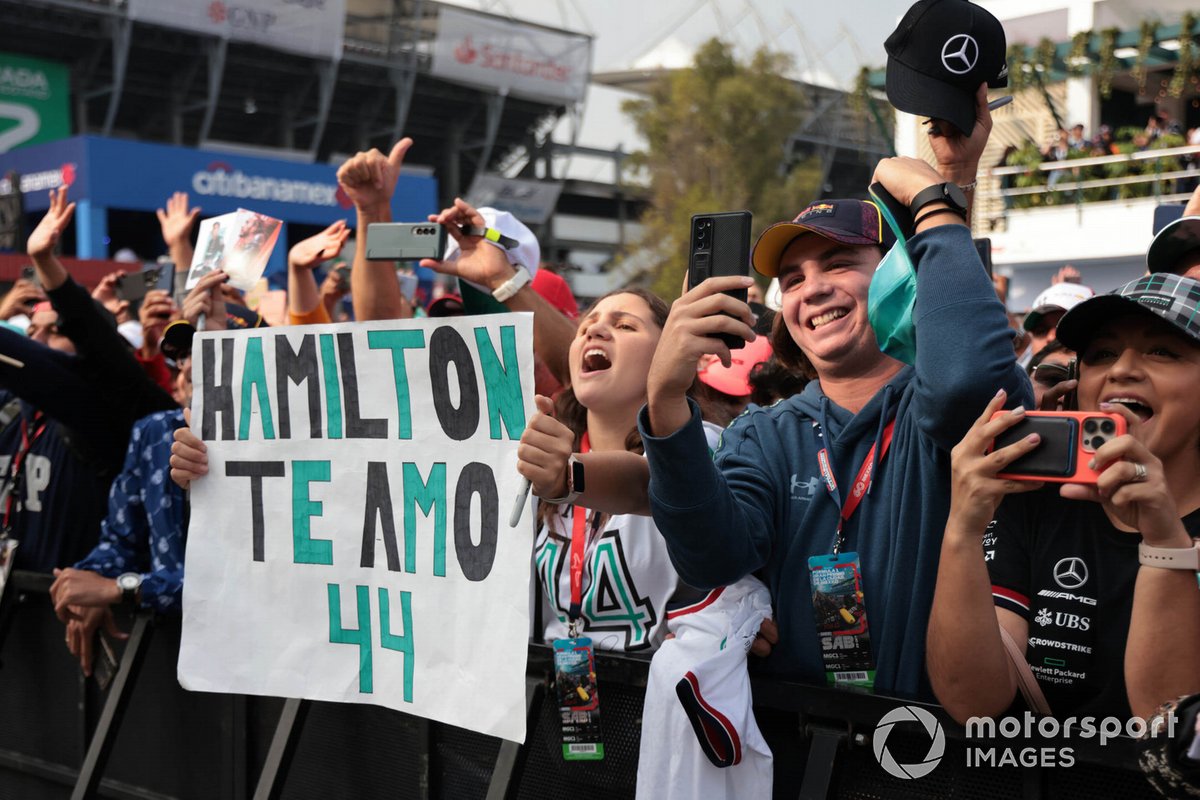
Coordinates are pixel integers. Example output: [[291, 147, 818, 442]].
[[327, 584, 414, 701]]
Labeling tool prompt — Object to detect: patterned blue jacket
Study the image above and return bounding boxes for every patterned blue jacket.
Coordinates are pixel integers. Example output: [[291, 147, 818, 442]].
[[75, 409, 187, 613]]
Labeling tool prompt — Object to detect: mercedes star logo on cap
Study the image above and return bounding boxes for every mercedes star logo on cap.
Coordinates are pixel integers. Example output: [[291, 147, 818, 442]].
[[941, 34, 979, 75], [1052, 557, 1089, 590]]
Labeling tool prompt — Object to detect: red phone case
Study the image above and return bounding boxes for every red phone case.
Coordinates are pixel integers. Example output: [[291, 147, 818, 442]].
[[989, 410, 1127, 485]]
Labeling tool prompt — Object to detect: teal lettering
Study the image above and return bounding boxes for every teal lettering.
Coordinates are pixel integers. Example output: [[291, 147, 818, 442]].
[[293, 460, 333, 565], [378, 588, 414, 703], [327, 584, 372, 693], [238, 337, 276, 440], [474, 325, 526, 440], [403, 462, 446, 576], [320, 334, 342, 439], [367, 329, 425, 440]]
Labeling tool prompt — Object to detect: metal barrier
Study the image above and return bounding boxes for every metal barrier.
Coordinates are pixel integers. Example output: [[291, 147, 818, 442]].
[[0, 570, 1164, 799]]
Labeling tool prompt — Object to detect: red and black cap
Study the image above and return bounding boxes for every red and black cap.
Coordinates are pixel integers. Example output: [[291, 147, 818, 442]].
[[885, 0, 1008, 136]]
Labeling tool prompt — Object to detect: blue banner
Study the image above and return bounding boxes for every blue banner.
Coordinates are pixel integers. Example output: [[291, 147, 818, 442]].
[[0, 136, 437, 225]]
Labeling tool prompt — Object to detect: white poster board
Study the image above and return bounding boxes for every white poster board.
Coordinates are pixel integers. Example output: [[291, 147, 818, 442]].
[[128, 0, 346, 61], [178, 315, 535, 743], [430, 7, 592, 104]]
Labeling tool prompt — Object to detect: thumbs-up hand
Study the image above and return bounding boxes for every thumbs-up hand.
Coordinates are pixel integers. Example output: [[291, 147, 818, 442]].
[[517, 394, 577, 500], [335, 137, 414, 215]]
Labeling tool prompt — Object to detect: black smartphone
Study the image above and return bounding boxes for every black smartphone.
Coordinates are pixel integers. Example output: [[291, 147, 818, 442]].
[[92, 630, 119, 692], [974, 237, 993, 278], [687, 211, 752, 350], [868, 182, 914, 241], [366, 223, 448, 261], [20, 265, 39, 287], [115, 266, 164, 303]]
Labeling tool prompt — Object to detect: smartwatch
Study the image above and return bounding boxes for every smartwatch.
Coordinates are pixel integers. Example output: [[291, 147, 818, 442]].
[[909, 182, 968, 219], [491, 265, 532, 303], [1138, 540, 1200, 571], [116, 572, 143, 606], [542, 455, 586, 505]]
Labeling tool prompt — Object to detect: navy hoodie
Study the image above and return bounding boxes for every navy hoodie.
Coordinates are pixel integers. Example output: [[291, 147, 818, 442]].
[[639, 224, 1033, 701]]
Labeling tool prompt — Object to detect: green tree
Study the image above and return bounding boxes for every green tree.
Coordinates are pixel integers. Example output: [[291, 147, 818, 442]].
[[622, 38, 822, 299]]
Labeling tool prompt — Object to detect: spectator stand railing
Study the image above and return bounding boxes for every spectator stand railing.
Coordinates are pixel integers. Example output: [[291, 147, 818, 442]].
[[978, 143, 1200, 232], [0, 572, 1166, 800]]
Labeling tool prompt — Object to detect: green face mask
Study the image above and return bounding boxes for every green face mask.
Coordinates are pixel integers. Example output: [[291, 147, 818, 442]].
[[866, 200, 917, 365]]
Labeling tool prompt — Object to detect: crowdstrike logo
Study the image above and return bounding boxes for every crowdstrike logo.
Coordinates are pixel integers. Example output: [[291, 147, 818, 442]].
[[191, 161, 338, 207], [941, 34, 979, 75], [873, 705, 945, 780]]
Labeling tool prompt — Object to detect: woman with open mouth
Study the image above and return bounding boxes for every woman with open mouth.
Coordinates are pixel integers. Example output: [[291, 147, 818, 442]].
[[518, 287, 703, 653], [928, 274, 1200, 725]]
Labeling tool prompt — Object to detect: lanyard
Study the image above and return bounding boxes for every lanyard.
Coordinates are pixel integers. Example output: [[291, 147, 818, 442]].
[[567, 433, 601, 631], [3, 412, 47, 532], [817, 419, 895, 554]]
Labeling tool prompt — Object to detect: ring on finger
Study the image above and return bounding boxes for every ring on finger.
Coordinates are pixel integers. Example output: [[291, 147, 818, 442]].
[[1130, 462, 1148, 483]]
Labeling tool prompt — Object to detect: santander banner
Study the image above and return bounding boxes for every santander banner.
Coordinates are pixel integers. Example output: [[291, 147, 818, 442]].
[[430, 7, 591, 104], [127, 0, 345, 61]]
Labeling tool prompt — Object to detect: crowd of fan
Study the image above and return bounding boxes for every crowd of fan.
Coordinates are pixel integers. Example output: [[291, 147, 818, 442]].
[[2, 84, 1198, 797]]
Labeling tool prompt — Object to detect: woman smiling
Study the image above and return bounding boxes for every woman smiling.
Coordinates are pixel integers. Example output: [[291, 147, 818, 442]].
[[928, 274, 1200, 722]]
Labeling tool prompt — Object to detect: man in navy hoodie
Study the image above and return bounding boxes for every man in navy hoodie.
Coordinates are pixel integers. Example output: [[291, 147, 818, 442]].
[[639, 101, 1032, 703]]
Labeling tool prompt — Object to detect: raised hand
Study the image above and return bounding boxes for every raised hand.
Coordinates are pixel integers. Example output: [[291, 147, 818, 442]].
[[927, 83, 993, 182], [0, 279, 46, 320], [289, 220, 350, 271], [26, 187, 75, 262], [156, 191, 201, 248], [336, 138, 413, 214]]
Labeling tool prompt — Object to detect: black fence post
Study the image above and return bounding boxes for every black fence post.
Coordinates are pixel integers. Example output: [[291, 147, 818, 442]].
[[70, 612, 154, 800], [252, 697, 310, 800]]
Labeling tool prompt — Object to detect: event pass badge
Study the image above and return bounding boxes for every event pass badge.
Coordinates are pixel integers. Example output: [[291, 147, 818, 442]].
[[808, 552, 876, 690], [553, 636, 604, 760]]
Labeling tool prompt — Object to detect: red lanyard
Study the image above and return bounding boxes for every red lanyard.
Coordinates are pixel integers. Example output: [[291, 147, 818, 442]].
[[818, 420, 895, 553], [568, 433, 598, 624], [3, 413, 47, 531]]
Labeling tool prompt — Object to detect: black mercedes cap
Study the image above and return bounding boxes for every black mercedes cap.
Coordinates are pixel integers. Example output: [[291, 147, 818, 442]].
[[885, 0, 1008, 136]]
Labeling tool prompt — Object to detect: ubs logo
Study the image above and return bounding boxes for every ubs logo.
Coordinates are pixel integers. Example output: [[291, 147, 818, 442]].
[[941, 34, 979, 75], [1052, 557, 1089, 590]]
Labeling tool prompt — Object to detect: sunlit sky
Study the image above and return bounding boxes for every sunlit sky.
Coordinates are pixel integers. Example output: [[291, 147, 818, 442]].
[[440, 0, 917, 176]]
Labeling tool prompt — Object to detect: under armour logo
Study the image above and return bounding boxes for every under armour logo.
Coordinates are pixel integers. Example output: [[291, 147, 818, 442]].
[[1053, 557, 1089, 590], [941, 34, 979, 75], [790, 474, 820, 501]]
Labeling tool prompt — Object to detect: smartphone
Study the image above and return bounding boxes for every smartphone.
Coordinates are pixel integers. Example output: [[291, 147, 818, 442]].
[[366, 223, 448, 261], [92, 630, 119, 692], [974, 238, 993, 278], [989, 410, 1127, 484], [115, 266, 164, 303], [687, 211, 752, 350], [20, 266, 39, 287], [868, 183, 914, 242], [154, 261, 176, 294]]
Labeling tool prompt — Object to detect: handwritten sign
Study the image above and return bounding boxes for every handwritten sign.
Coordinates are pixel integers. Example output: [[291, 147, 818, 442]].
[[178, 315, 534, 743]]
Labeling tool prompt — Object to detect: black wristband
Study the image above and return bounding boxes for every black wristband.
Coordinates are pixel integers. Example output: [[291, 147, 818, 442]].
[[914, 207, 966, 227]]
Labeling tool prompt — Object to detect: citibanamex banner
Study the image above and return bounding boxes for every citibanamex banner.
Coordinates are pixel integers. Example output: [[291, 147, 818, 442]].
[[178, 315, 535, 743], [431, 7, 591, 104], [127, 0, 346, 61], [0, 52, 70, 153]]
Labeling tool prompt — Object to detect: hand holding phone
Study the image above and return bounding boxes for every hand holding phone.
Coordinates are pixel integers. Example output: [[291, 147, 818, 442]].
[[989, 410, 1127, 484], [686, 211, 752, 351]]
